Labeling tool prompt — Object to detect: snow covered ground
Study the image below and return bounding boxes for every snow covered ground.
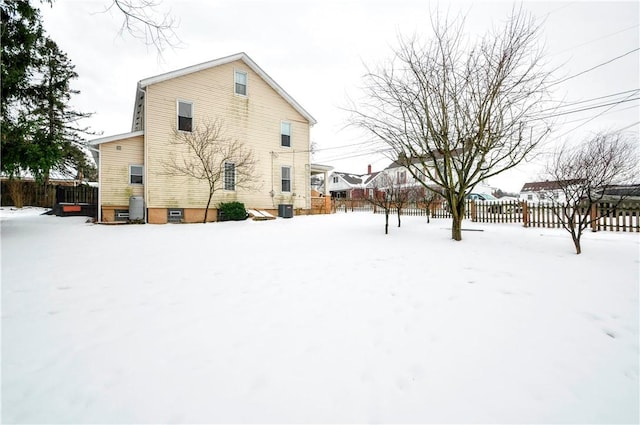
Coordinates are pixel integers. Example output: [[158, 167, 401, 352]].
[[2, 208, 638, 423]]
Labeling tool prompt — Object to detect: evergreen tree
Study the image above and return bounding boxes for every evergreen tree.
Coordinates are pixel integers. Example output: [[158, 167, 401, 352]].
[[1, 0, 47, 177], [1, 0, 94, 184], [29, 38, 93, 185]]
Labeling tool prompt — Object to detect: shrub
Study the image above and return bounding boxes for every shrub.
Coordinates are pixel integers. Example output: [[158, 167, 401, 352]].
[[218, 201, 247, 221]]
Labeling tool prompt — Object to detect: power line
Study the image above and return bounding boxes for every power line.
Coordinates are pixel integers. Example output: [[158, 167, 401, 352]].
[[537, 96, 640, 120], [548, 48, 640, 87], [554, 91, 639, 138], [553, 24, 640, 55], [545, 89, 640, 110], [615, 121, 640, 132], [559, 103, 638, 125]]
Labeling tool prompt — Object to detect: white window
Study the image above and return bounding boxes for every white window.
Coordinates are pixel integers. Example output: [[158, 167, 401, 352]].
[[224, 162, 235, 191], [397, 170, 406, 184], [177, 100, 193, 132], [129, 165, 143, 185], [281, 166, 291, 192], [281, 122, 291, 147], [332, 176, 339, 183], [234, 70, 247, 95]]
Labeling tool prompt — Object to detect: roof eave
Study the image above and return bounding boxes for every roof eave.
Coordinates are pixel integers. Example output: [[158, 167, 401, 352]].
[[88, 130, 145, 146], [137, 52, 317, 126]]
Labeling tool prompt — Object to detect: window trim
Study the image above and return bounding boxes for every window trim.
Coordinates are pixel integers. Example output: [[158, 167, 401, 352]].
[[234, 69, 248, 96], [129, 164, 143, 185], [281, 166, 292, 193], [280, 121, 291, 147], [176, 99, 194, 132], [224, 161, 236, 191]]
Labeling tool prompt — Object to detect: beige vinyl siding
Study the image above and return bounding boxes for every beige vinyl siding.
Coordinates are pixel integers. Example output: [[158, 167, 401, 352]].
[[144, 59, 310, 210], [99, 135, 144, 205]]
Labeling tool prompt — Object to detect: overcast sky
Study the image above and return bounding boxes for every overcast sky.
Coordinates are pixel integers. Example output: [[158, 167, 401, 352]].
[[40, 0, 639, 193]]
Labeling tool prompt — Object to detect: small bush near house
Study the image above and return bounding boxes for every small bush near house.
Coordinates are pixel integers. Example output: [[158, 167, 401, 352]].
[[218, 202, 248, 221]]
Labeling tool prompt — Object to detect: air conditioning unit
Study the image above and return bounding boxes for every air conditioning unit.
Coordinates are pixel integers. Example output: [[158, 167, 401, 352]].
[[278, 204, 293, 218]]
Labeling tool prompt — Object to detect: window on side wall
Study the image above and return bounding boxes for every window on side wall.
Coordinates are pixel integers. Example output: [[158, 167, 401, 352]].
[[235, 70, 247, 95], [281, 122, 291, 147], [177, 101, 193, 132], [332, 176, 339, 183], [130, 165, 143, 185], [281, 166, 291, 192], [224, 162, 236, 191]]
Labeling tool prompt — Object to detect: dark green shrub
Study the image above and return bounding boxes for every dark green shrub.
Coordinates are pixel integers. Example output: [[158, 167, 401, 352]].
[[218, 201, 247, 221]]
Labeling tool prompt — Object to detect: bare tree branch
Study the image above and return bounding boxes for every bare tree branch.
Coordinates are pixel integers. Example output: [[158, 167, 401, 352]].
[[163, 118, 260, 223], [542, 131, 638, 254], [348, 6, 554, 241], [105, 0, 182, 56]]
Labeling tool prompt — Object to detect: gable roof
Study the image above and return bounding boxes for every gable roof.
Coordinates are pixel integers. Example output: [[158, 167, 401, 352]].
[[521, 179, 583, 192], [333, 172, 364, 185], [331, 171, 380, 187], [385, 149, 463, 170], [131, 52, 317, 131]]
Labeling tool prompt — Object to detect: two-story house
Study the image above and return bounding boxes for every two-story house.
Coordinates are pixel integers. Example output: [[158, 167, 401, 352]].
[[519, 180, 573, 203], [89, 53, 319, 223], [328, 165, 380, 199]]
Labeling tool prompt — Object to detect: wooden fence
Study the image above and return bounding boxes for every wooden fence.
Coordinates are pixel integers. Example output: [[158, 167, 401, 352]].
[[333, 198, 640, 232], [1, 180, 98, 208], [55, 185, 98, 204]]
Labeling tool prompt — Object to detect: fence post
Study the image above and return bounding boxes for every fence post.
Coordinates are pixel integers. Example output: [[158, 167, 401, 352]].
[[522, 202, 528, 227], [470, 201, 477, 222], [590, 204, 597, 232]]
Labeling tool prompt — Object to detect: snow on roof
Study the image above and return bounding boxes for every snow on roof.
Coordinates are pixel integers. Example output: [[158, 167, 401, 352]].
[[520, 180, 584, 192], [131, 52, 317, 131]]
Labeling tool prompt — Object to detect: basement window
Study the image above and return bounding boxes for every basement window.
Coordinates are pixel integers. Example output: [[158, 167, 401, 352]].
[[115, 209, 129, 221], [167, 208, 184, 223]]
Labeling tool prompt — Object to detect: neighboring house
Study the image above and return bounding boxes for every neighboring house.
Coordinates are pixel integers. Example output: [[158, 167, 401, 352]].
[[598, 184, 640, 203], [328, 165, 380, 199], [519, 180, 573, 203], [89, 52, 324, 223], [375, 154, 494, 197]]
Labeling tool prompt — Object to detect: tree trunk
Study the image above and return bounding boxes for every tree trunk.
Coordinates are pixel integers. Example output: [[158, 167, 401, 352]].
[[397, 209, 401, 227], [385, 211, 389, 234], [204, 190, 213, 223], [450, 199, 465, 241], [451, 216, 462, 241], [572, 235, 582, 254]]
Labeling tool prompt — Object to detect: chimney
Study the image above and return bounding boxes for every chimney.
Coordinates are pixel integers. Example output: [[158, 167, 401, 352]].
[[367, 164, 372, 174]]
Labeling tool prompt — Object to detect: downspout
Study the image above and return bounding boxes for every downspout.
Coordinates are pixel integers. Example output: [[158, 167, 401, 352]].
[[91, 146, 102, 222], [140, 86, 148, 223]]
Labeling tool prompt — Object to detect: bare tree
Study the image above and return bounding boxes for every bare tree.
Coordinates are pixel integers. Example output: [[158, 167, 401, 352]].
[[419, 185, 445, 224], [366, 173, 396, 234], [163, 119, 259, 223], [391, 183, 413, 228], [543, 131, 638, 254], [349, 7, 553, 241], [106, 0, 181, 55]]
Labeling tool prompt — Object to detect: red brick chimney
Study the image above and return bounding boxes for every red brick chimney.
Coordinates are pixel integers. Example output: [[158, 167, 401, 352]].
[[367, 164, 372, 174]]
